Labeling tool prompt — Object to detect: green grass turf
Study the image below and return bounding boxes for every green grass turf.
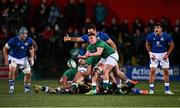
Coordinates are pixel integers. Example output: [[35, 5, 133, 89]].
[[0, 79, 180, 107]]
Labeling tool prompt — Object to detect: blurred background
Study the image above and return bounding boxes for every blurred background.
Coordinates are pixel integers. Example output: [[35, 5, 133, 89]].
[[0, 0, 180, 80]]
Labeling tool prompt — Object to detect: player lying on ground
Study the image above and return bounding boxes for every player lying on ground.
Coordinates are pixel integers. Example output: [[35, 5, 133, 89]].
[[33, 59, 90, 94]]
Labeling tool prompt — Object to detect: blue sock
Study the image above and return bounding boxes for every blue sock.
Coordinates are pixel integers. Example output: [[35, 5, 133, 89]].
[[165, 83, 170, 91], [149, 83, 154, 91], [24, 83, 31, 92], [9, 80, 15, 90]]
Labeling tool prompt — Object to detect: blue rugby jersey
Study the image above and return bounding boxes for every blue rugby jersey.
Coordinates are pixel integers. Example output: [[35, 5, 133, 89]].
[[7, 36, 33, 59], [81, 31, 110, 42], [146, 32, 173, 53]]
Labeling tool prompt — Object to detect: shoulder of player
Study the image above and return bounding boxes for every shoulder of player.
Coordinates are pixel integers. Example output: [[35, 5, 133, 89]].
[[97, 31, 109, 37], [162, 32, 172, 37], [8, 36, 18, 43], [26, 37, 34, 42]]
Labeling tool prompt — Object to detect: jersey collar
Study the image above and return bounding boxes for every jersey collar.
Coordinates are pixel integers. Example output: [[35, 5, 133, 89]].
[[154, 32, 163, 36]]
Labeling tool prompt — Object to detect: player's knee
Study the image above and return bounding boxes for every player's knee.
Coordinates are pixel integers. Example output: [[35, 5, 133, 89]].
[[25, 73, 31, 79], [9, 62, 17, 71], [22, 67, 31, 74]]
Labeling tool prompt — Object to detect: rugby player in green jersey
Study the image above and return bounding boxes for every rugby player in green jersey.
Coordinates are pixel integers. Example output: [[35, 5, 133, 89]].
[[80, 33, 137, 94]]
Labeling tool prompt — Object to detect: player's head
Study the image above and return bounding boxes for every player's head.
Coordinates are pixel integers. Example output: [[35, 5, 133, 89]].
[[19, 26, 28, 40], [154, 23, 163, 35], [88, 33, 97, 44], [87, 24, 97, 34]]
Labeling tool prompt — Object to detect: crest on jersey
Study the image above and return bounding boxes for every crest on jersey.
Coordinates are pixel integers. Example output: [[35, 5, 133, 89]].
[[21, 46, 24, 49], [97, 36, 100, 40], [160, 37, 164, 41], [156, 41, 160, 45], [25, 42, 29, 46]]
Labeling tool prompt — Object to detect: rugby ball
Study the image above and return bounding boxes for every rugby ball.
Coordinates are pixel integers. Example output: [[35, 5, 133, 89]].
[[67, 59, 77, 69]]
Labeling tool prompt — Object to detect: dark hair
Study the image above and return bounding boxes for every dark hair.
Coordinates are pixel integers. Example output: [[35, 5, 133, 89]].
[[88, 33, 96, 37], [154, 22, 163, 29], [88, 24, 96, 30]]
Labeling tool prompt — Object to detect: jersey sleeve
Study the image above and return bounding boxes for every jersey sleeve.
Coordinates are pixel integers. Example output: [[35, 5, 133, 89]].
[[146, 34, 152, 42], [28, 38, 33, 47], [63, 69, 70, 77], [81, 34, 89, 42], [99, 32, 110, 41], [7, 38, 14, 49], [166, 34, 173, 44], [86, 45, 91, 51]]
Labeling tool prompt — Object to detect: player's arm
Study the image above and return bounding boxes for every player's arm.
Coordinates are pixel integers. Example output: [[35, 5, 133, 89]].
[[3, 43, 9, 66], [106, 38, 117, 50], [145, 41, 151, 53], [88, 47, 103, 57], [29, 45, 35, 66], [165, 41, 174, 58], [29, 46, 35, 59], [64, 35, 83, 42], [146, 41, 155, 60], [32, 39, 38, 52]]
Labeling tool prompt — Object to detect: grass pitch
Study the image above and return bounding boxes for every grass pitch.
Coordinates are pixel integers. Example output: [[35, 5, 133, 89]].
[[0, 79, 180, 107]]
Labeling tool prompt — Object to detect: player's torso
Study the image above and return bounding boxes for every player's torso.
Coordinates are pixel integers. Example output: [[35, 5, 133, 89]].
[[88, 40, 115, 58], [149, 33, 169, 53], [9, 37, 32, 59], [86, 56, 101, 67]]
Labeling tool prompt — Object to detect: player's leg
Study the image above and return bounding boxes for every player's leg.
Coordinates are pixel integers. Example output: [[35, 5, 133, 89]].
[[33, 84, 57, 94], [8, 59, 17, 94], [160, 57, 174, 95], [86, 72, 99, 94], [149, 58, 158, 94], [23, 68, 32, 93], [149, 67, 156, 94], [102, 52, 119, 93], [114, 64, 138, 90], [21, 59, 32, 93]]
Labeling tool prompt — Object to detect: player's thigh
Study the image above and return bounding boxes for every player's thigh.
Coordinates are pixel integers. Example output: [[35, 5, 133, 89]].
[[160, 59, 170, 69], [150, 59, 158, 68]]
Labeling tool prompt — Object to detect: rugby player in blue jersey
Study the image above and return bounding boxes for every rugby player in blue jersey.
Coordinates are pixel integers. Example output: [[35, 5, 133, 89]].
[[146, 23, 174, 95], [3, 27, 35, 95], [64, 24, 117, 50]]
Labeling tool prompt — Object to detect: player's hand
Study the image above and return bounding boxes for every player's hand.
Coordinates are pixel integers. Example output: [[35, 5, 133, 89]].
[[78, 59, 86, 65], [149, 52, 156, 60], [63, 34, 70, 42], [78, 55, 87, 59], [29, 58, 34, 67], [86, 52, 91, 57]]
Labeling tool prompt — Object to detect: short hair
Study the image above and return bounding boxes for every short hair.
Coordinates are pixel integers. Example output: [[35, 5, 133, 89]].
[[88, 33, 96, 37], [154, 22, 163, 29], [88, 24, 96, 30]]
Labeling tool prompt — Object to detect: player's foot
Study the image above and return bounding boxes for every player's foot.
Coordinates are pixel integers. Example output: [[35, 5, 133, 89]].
[[24, 89, 32, 94], [165, 91, 174, 95], [9, 89, 14, 95], [33, 84, 40, 93], [85, 90, 97, 95], [149, 90, 154, 94]]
